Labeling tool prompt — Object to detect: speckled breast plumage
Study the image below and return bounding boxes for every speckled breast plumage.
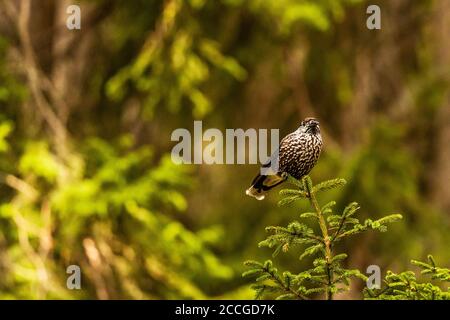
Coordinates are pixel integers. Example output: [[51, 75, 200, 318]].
[[278, 131, 322, 179]]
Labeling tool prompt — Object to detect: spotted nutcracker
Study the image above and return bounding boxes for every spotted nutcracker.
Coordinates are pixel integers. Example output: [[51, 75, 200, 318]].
[[246, 118, 323, 200]]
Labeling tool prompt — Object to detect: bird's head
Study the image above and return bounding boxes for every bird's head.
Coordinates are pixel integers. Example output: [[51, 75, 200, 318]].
[[299, 117, 320, 135]]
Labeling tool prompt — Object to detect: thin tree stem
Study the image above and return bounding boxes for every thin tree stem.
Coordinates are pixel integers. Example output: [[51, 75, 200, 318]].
[[309, 189, 334, 300]]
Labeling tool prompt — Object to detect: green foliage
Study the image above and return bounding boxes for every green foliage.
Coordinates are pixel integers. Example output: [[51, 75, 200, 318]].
[[244, 175, 402, 300], [0, 37, 27, 105], [365, 255, 450, 300], [0, 132, 232, 299], [106, 0, 246, 119], [0, 120, 13, 153], [227, 0, 362, 34], [0, 0, 449, 301]]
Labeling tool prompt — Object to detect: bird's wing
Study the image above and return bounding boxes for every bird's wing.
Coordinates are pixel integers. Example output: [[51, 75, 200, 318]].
[[260, 132, 296, 174]]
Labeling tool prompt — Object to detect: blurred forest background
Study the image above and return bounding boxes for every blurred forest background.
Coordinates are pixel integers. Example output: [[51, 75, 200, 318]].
[[0, 0, 449, 299]]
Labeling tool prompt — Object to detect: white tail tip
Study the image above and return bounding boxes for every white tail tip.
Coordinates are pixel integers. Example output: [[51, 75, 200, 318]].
[[246, 187, 265, 200]]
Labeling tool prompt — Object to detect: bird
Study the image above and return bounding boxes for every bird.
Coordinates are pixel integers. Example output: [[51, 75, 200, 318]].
[[246, 118, 322, 200]]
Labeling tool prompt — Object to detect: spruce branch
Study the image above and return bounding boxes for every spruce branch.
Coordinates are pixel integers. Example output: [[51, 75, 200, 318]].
[[302, 176, 334, 300], [243, 175, 404, 300], [365, 255, 450, 300], [243, 260, 309, 300]]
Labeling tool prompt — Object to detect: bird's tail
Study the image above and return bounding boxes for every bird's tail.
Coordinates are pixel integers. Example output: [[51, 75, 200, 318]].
[[245, 173, 286, 200]]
